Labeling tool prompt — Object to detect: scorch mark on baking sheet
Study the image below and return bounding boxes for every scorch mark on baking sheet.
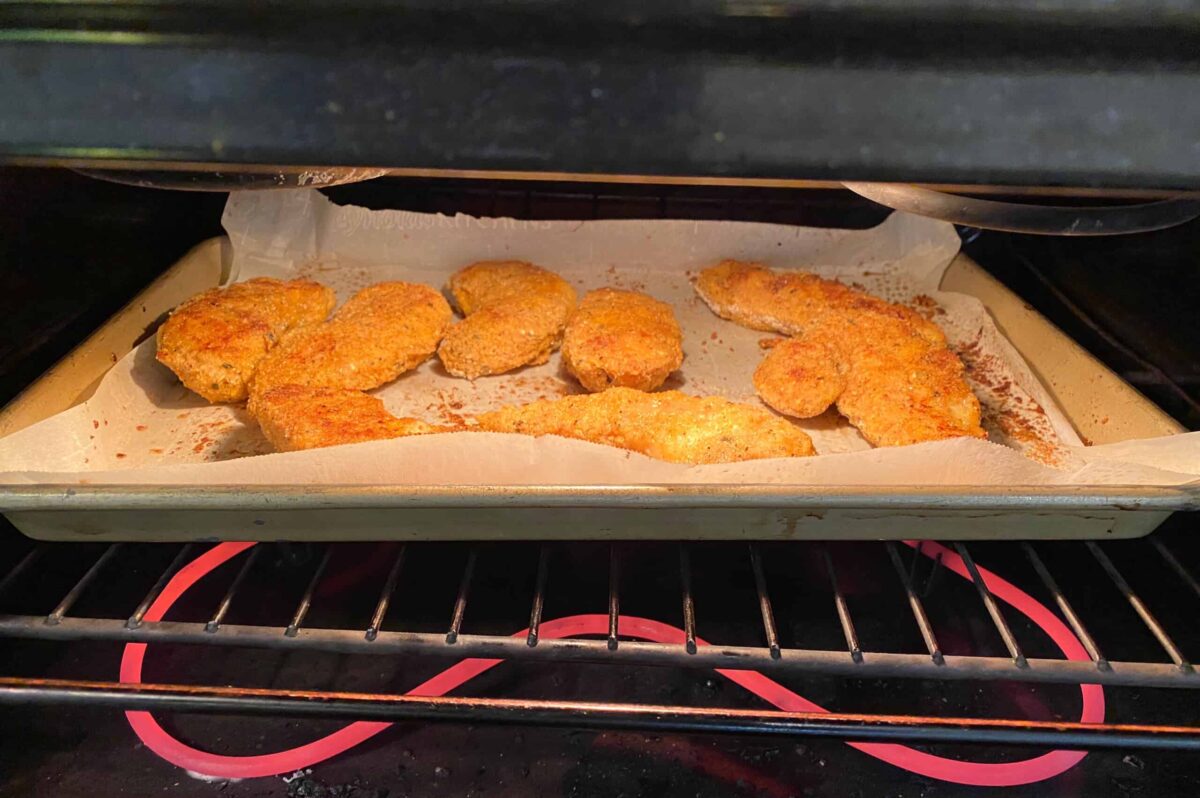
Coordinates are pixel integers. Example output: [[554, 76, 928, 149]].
[[958, 334, 1066, 466], [909, 294, 947, 319]]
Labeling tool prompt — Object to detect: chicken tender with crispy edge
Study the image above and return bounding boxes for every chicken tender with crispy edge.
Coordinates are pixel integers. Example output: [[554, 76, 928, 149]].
[[695, 259, 946, 346], [561, 288, 684, 392], [752, 339, 846, 418], [249, 281, 453, 398], [805, 310, 984, 447], [249, 384, 451, 452], [476, 387, 815, 464], [448, 260, 568, 314], [697, 260, 984, 447], [155, 277, 335, 403], [438, 260, 577, 379]]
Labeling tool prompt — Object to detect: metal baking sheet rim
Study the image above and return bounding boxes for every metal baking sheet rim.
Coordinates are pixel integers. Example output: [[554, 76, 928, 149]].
[[0, 236, 1190, 541], [1, 483, 1197, 511], [0, 502, 1177, 542]]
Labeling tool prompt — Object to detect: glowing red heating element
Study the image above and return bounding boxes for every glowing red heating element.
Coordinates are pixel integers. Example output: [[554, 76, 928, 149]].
[[120, 541, 1104, 787]]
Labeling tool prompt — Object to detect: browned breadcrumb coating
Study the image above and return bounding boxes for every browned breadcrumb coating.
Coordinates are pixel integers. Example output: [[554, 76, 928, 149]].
[[438, 261, 577, 379], [696, 260, 984, 447], [809, 312, 983, 448], [249, 384, 450, 452], [753, 339, 846, 418], [696, 259, 946, 345], [155, 277, 335, 403], [250, 281, 452, 397], [477, 387, 814, 464], [448, 260, 565, 313], [561, 288, 684, 392]]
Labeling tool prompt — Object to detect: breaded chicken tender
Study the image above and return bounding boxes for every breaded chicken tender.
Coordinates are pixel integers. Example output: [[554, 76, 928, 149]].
[[696, 260, 984, 447], [562, 288, 684, 392], [250, 281, 452, 397], [438, 261, 577, 379], [477, 387, 814, 464], [249, 384, 447, 452], [812, 312, 982, 448], [753, 339, 846, 418], [696, 260, 945, 346], [156, 277, 335, 403]]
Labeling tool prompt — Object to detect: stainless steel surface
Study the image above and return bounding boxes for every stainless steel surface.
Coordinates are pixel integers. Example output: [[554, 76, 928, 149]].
[[72, 167, 386, 192], [22, 163, 1200, 198], [844, 182, 1200, 235], [679, 546, 698, 656], [2, 483, 1197, 510], [3, 675, 1199, 751], [955, 543, 1028, 669], [1024, 543, 1108, 669], [7, 611, 1199, 688], [45, 544, 121, 626], [1087, 541, 1194, 673], [526, 545, 549, 648], [204, 546, 259, 633], [4, 534, 1200, 752], [886, 541, 944, 665], [749, 545, 782, 660], [446, 548, 478, 645], [607, 545, 620, 651], [37, 538, 1200, 685], [128, 543, 194, 630], [285, 545, 331, 638], [822, 547, 862, 664], [366, 546, 406, 642], [9, 537, 1194, 687]]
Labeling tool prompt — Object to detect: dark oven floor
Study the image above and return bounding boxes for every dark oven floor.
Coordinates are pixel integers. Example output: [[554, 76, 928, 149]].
[[1, 169, 1199, 797]]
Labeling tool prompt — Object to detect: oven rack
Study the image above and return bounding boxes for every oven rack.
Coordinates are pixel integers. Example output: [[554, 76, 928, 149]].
[[1, 533, 1199, 750], [1, 537, 1198, 689]]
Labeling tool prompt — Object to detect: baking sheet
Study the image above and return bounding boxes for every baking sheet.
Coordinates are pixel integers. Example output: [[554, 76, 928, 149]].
[[0, 189, 1196, 488]]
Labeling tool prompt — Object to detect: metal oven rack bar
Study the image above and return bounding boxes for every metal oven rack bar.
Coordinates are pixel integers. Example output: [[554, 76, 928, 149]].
[[1, 534, 1199, 749]]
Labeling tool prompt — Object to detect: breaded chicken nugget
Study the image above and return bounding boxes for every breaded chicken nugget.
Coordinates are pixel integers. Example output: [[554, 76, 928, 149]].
[[477, 387, 814, 464], [752, 339, 845, 418], [249, 384, 447, 452], [561, 288, 684, 392], [438, 261, 577, 379], [250, 281, 452, 397], [447, 260, 564, 313], [697, 261, 983, 447], [156, 277, 335, 403], [696, 260, 945, 345]]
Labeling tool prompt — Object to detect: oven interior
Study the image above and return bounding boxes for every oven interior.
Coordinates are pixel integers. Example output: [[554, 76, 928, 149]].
[[0, 169, 1198, 796]]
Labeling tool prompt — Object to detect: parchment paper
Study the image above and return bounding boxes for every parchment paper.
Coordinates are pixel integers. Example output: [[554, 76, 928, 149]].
[[1, 189, 1197, 487]]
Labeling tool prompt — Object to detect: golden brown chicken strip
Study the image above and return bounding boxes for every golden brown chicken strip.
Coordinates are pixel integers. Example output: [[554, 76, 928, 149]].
[[752, 339, 845, 418], [249, 384, 448, 452], [696, 260, 984, 447], [250, 281, 452, 397], [814, 313, 982, 447], [477, 387, 814, 464], [561, 288, 684, 392], [438, 261, 577, 379], [156, 277, 335, 403], [696, 260, 945, 345]]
